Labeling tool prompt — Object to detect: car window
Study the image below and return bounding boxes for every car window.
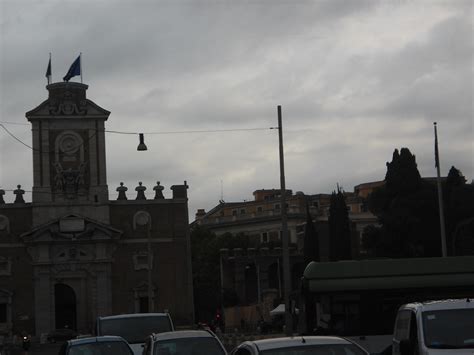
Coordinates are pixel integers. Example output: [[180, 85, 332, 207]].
[[422, 309, 474, 349], [260, 344, 366, 355], [394, 310, 411, 341], [153, 337, 225, 355], [68, 341, 133, 355]]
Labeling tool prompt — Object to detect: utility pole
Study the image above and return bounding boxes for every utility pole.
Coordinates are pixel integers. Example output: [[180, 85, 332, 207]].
[[278, 105, 293, 335], [434, 122, 447, 257]]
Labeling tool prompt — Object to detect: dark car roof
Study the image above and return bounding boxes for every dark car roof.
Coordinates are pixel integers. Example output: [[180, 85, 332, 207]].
[[249, 336, 352, 351], [97, 313, 170, 320], [151, 330, 217, 341]]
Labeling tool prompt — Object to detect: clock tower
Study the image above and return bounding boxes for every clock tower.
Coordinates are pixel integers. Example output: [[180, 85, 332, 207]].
[[26, 82, 110, 225]]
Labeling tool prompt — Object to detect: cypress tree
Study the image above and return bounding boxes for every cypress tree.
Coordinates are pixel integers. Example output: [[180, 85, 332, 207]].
[[329, 186, 352, 261], [303, 202, 319, 265]]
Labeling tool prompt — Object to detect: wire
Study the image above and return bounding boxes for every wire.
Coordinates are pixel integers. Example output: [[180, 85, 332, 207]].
[[106, 127, 276, 135], [0, 121, 29, 126], [1, 123, 98, 155], [1, 123, 277, 153], [0, 124, 34, 150]]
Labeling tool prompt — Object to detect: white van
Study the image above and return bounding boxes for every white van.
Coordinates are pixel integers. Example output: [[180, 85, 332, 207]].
[[392, 299, 474, 355], [96, 313, 174, 355]]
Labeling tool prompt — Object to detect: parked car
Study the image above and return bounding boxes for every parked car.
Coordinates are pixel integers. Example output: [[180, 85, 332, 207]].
[[230, 336, 369, 355], [57, 336, 133, 355], [96, 313, 174, 355], [143, 330, 227, 355], [47, 328, 78, 343], [392, 298, 474, 355]]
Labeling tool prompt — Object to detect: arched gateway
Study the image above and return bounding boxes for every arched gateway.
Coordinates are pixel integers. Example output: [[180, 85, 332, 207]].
[[54, 283, 77, 330]]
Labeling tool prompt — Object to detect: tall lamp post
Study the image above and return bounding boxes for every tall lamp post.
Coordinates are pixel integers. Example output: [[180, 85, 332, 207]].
[[135, 211, 154, 312]]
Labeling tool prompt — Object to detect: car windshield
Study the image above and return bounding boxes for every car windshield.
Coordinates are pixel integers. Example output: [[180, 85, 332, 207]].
[[422, 309, 474, 349], [69, 341, 132, 355], [99, 316, 172, 344], [153, 337, 225, 355], [260, 344, 366, 355]]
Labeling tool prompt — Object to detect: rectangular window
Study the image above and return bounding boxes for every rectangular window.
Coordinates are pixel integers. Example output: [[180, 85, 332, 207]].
[[261, 232, 268, 243], [269, 231, 279, 241], [133, 254, 152, 270], [275, 204, 281, 210], [0, 303, 6, 323], [240, 209, 246, 215], [0, 260, 11, 276], [0, 262, 8, 272], [257, 206, 263, 213], [232, 210, 237, 216]]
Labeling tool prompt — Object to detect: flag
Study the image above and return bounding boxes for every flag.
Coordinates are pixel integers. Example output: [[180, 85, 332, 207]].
[[63, 55, 81, 82], [45, 57, 52, 84], [434, 123, 440, 168]]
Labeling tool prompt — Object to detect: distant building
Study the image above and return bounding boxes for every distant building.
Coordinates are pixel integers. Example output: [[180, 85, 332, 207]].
[[192, 187, 377, 311], [0, 82, 194, 338]]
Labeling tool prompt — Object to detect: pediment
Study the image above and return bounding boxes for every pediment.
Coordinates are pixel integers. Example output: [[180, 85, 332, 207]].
[[21, 214, 122, 243], [26, 99, 110, 119]]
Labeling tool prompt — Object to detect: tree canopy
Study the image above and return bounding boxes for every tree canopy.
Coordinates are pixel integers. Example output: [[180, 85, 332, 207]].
[[328, 186, 352, 260], [364, 148, 474, 258]]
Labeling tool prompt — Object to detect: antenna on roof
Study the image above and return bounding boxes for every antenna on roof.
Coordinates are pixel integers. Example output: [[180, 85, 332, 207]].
[[220, 179, 224, 203]]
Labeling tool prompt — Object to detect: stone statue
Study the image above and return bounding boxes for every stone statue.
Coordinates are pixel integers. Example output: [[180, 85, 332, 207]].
[[153, 181, 164, 199], [54, 162, 64, 190], [14, 185, 25, 204], [117, 182, 128, 200], [0, 188, 5, 204], [135, 182, 147, 200]]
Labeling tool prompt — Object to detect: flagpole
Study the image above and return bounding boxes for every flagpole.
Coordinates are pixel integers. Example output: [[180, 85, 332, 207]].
[[49, 53, 52, 84], [80, 52, 83, 83], [434, 122, 447, 257]]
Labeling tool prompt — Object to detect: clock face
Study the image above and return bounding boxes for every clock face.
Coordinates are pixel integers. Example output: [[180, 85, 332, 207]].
[[58, 133, 80, 155], [135, 211, 150, 226]]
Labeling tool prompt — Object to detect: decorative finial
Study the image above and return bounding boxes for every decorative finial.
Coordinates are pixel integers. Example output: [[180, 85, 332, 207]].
[[14, 185, 25, 204], [154, 181, 164, 199], [116, 182, 128, 200], [135, 182, 147, 200]]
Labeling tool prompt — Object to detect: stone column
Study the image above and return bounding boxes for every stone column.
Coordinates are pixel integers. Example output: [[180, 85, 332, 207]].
[[95, 264, 112, 316], [34, 267, 53, 336]]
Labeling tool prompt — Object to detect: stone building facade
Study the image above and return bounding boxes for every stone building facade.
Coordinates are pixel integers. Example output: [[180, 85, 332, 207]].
[[192, 188, 377, 313], [0, 82, 194, 338]]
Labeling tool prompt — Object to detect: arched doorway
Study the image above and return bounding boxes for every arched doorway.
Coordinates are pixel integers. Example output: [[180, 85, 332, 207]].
[[268, 262, 281, 295], [54, 283, 77, 330], [244, 264, 258, 303]]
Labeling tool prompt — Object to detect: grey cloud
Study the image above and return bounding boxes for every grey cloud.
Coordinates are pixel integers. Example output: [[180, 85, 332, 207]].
[[1, 0, 473, 215]]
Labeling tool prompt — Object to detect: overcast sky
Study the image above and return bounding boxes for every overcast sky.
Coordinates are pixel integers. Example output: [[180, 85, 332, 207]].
[[1, 0, 473, 220]]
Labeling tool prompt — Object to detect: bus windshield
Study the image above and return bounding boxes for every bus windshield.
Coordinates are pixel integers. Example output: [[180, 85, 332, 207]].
[[99, 316, 173, 344], [422, 309, 474, 349]]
